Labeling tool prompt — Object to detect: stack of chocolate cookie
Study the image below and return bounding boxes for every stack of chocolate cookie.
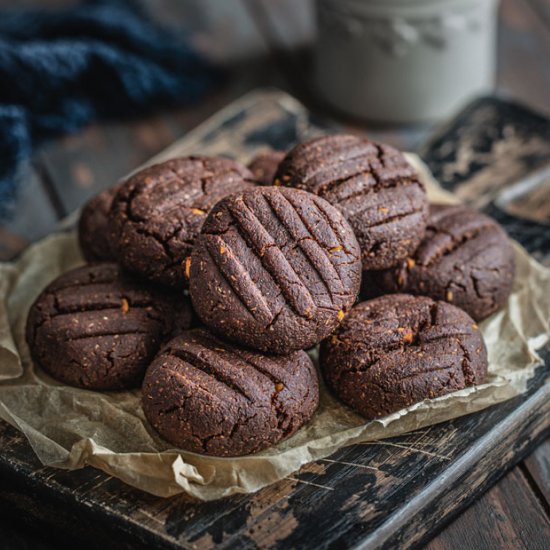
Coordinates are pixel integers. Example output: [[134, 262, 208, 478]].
[[26, 134, 515, 457]]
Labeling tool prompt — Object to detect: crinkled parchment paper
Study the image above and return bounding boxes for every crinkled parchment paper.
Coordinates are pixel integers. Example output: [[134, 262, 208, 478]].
[[0, 154, 549, 501]]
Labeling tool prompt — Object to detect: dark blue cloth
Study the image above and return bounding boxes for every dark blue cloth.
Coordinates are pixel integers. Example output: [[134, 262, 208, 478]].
[[0, 0, 220, 217]]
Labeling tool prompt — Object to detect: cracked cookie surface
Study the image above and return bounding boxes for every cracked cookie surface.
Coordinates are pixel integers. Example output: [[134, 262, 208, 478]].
[[247, 150, 285, 185], [142, 328, 319, 456], [78, 184, 122, 262], [362, 204, 516, 321], [26, 263, 193, 390], [320, 294, 488, 420], [189, 186, 362, 354], [109, 156, 256, 288], [274, 134, 429, 270]]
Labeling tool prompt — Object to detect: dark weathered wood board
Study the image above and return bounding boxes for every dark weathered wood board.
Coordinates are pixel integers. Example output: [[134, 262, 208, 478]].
[[425, 465, 550, 550], [420, 96, 550, 269], [0, 91, 549, 550]]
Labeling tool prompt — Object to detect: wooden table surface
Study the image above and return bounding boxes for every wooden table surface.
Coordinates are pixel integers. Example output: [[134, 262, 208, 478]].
[[0, 1, 549, 548]]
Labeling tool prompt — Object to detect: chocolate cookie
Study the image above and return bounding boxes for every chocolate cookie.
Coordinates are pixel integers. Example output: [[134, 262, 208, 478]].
[[362, 204, 516, 321], [109, 156, 256, 288], [142, 328, 319, 456], [274, 134, 429, 270], [320, 294, 488, 420], [189, 186, 362, 354], [26, 263, 193, 390], [78, 184, 122, 262], [247, 150, 285, 185]]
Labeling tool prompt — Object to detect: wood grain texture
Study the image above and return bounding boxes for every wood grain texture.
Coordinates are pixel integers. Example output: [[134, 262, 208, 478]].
[[425, 467, 550, 550], [364, 369, 550, 550], [420, 96, 550, 269], [523, 439, 550, 510], [0, 368, 548, 550], [420, 97, 550, 209], [495, 165, 550, 225]]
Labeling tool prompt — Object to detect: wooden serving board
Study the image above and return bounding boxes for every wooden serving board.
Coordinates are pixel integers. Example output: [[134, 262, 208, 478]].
[[1, 90, 549, 550]]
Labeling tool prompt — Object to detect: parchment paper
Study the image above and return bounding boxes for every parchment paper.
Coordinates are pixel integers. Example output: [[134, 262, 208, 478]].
[[0, 155, 549, 501]]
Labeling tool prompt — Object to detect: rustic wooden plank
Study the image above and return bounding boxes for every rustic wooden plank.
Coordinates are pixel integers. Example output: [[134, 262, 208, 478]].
[[37, 93, 234, 214], [0, 367, 548, 550], [522, 438, 550, 510], [364, 371, 550, 550], [164, 58, 289, 137], [495, 164, 550, 225], [426, 467, 550, 550], [420, 96, 550, 209]]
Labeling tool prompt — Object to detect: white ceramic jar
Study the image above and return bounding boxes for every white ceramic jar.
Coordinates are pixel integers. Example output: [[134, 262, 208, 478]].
[[315, 0, 500, 123]]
